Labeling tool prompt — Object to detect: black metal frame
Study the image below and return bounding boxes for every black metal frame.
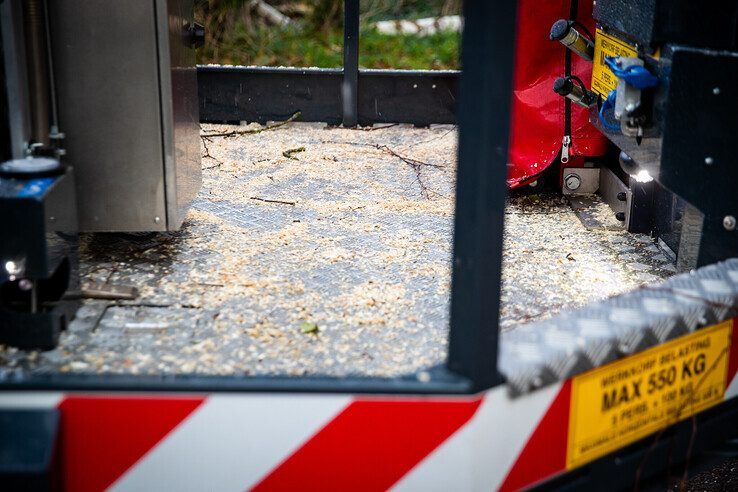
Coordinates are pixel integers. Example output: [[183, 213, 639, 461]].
[[0, 0, 513, 395], [197, 0, 458, 127], [198, 66, 459, 127]]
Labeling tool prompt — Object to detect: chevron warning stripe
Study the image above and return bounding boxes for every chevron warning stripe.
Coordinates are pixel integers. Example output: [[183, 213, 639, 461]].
[[2, 319, 738, 491]]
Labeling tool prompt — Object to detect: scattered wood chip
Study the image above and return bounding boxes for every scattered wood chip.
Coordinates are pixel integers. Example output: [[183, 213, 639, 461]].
[[300, 321, 319, 334]]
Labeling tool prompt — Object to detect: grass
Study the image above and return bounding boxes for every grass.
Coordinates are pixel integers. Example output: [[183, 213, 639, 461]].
[[198, 26, 460, 70]]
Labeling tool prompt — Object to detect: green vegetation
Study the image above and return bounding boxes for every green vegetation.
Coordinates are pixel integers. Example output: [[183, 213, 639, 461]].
[[195, 0, 461, 69]]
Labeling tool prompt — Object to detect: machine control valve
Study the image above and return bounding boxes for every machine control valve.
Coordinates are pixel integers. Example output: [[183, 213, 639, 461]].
[[550, 19, 594, 61], [553, 76, 597, 108]]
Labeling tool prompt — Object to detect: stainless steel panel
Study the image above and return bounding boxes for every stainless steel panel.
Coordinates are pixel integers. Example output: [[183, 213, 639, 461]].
[[157, 0, 201, 229], [48, 0, 201, 232], [49, 0, 165, 231]]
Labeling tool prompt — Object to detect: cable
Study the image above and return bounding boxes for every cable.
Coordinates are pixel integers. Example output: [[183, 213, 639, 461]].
[[598, 90, 621, 132], [568, 75, 588, 91]]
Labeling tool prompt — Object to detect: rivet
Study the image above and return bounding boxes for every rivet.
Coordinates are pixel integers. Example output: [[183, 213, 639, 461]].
[[154, 216, 161, 224], [724, 215, 736, 231], [705, 156, 714, 165], [713, 87, 721, 95]]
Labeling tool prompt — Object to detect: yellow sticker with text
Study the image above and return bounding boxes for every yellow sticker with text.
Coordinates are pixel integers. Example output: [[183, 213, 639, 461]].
[[567, 320, 733, 470], [591, 28, 638, 98]]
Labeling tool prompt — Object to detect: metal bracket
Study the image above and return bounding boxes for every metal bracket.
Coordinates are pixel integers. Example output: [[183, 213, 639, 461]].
[[562, 167, 600, 195]]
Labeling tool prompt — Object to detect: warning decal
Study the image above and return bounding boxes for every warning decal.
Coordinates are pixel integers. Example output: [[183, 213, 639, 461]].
[[567, 320, 733, 470], [591, 28, 638, 98]]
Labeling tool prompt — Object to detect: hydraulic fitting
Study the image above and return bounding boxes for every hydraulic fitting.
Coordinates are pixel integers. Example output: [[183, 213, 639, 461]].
[[550, 19, 594, 61]]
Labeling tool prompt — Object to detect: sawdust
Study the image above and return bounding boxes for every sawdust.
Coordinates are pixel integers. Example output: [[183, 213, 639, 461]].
[[0, 122, 675, 379]]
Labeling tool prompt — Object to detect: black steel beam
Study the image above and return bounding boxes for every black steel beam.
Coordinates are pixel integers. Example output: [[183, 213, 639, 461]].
[[446, 0, 516, 391], [197, 66, 458, 126], [342, 0, 359, 126]]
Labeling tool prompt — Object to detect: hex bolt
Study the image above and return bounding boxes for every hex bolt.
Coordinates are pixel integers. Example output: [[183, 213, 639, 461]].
[[616, 192, 627, 201], [724, 215, 737, 231], [705, 156, 714, 166], [616, 212, 626, 221], [564, 173, 581, 191]]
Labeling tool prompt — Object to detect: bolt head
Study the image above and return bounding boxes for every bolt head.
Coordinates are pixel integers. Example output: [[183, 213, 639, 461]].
[[154, 216, 161, 224], [18, 278, 33, 291], [724, 215, 737, 231], [705, 156, 714, 165], [564, 173, 582, 191], [713, 87, 721, 95]]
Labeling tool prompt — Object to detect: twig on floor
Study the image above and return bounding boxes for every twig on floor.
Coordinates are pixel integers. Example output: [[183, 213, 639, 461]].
[[374, 144, 445, 169], [201, 111, 301, 138], [250, 196, 296, 206], [373, 144, 446, 199], [312, 138, 449, 200], [404, 125, 457, 148], [282, 146, 306, 160], [353, 123, 399, 131], [201, 135, 223, 170]]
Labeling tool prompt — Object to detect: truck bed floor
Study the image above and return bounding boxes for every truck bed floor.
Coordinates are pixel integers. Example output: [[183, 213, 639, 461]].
[[0, 123, 676, 378]]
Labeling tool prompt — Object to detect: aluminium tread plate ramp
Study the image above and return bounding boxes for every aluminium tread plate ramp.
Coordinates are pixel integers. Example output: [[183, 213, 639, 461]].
[[500, 258, 738, 396]]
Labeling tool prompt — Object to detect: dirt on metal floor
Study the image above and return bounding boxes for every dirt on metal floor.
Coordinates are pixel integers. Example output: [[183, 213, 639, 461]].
[[0, 122, 676, 378]]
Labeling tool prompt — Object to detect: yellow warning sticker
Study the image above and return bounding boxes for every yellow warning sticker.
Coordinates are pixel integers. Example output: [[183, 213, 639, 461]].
[[591, 28, 638, 98], [567, 320, 733, 470]]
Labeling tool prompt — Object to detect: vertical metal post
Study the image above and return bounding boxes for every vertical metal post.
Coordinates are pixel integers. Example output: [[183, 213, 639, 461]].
[[342, 0, 359, 127], [447, 0, 518, 391]]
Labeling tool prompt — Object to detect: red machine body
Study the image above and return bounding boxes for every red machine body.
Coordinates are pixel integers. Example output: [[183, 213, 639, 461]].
[[507, 0, 608, 188]]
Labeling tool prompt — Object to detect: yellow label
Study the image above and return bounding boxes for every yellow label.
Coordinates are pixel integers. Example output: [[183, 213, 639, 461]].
[[591, 28, 638, 98], [567, 320, 733, 470]]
